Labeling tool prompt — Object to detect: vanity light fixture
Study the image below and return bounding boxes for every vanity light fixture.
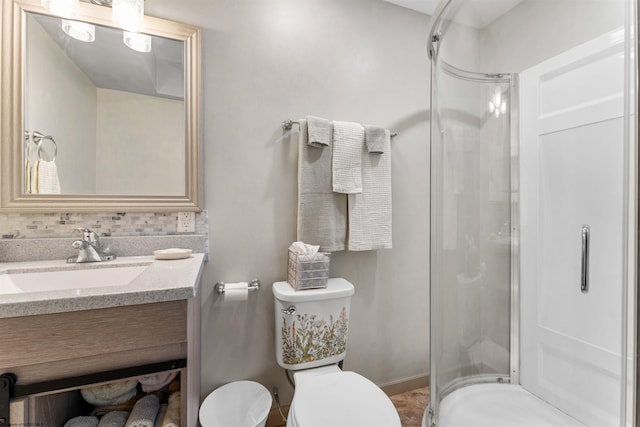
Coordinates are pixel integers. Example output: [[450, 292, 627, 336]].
[[123, 31, 151, 52], [62, 19, 96, 42], [112, 0, 144, 33], [41, 0, 79, 18]]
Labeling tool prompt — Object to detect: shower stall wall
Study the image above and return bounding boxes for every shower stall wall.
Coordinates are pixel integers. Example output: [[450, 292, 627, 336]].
[[426, 1, 637, 426]]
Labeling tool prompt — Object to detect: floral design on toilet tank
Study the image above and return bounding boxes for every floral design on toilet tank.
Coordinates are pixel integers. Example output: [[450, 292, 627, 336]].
[[281, 307, 348, 365]]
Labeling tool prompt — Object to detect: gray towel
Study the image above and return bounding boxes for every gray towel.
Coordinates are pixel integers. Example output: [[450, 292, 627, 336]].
[[124, 395, 160, 427], [306, 116, 332, 148], [348, 128, 392, 251], [63, 416, 99, 427], [364, 125, 386, 154], [98, 411, 130, 427], [297, 119, 347, 252], [332, 121, 364, 194]]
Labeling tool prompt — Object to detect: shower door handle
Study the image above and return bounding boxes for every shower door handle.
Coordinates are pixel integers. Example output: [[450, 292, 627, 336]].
[[581, 224, 590, 294]]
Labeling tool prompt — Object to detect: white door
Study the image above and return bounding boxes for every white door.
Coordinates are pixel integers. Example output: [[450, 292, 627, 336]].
[[519, 29, 626, 427]]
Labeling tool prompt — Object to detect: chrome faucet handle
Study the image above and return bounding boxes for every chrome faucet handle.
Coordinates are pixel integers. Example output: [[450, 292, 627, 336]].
[[74, 227, 98, 245]]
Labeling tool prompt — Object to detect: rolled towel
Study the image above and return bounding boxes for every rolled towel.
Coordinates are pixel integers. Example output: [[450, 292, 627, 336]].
[[98, 411, 130, 427], [364, 125, 387, 154], [63, 416, 99, 427], [153, 404, 167, 427], [125, 395, 160, 427], [138, 371, 178, 393], [306, 116, 332, 148], [81, 379, 138, 406], [161, 392, 180, 427]]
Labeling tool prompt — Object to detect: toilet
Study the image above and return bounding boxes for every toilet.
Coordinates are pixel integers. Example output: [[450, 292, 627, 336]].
[[273, 278, 401, 427]]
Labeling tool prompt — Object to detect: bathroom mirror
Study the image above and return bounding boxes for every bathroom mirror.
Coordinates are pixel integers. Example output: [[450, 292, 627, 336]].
[[0, 0, 202, 212]]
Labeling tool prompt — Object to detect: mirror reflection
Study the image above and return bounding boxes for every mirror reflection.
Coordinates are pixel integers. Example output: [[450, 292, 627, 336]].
[[24, 11, 186, 196]]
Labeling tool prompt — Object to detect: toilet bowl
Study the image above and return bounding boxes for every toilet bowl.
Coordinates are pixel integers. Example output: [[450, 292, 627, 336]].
[[287, 365, 401, 427], [199, 380, 272, 427], [273, 278, 401, 427]]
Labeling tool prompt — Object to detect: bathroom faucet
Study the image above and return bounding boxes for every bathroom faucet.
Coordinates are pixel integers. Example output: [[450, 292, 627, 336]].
[[68, 227, 115, 263]]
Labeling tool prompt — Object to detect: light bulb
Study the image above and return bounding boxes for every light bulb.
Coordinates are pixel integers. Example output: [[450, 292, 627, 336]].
[[112, 0, 144, 32], [41, 0, 78, 18], [62, 20, 95, 42], [123, 31, 151, 52]]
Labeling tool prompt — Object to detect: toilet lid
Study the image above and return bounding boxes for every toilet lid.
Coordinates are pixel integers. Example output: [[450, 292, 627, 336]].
[[291, 371, 401, 427]]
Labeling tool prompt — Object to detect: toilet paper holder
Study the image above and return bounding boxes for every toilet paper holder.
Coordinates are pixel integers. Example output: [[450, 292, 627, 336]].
[[215, 279, 261, 295]]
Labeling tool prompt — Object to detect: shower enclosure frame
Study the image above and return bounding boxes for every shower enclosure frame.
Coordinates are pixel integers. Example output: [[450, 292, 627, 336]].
[[427, 56, 520, 426], [426, 0, 638, 426]]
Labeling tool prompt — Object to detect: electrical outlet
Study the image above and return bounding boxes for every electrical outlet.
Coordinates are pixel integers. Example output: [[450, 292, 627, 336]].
[[177, 212, 195, 233]]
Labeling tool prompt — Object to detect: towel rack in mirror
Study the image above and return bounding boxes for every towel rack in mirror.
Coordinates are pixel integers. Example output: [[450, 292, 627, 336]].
[[24, 130, 57, 162]]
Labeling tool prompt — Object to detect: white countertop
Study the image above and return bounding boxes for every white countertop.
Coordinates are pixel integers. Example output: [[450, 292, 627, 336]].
[[0, 253, 205, 319]]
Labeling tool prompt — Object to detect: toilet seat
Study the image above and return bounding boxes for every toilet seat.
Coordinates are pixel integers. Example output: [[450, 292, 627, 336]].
[[289, 371, 401, 427]]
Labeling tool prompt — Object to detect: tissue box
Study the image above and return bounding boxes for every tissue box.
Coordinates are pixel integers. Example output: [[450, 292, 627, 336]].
[[287, 250, 330, 290]]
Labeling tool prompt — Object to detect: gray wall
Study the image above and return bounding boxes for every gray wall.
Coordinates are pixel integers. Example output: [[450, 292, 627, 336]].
[[479, 0, 625, 73], [144, 0, 432, 404]]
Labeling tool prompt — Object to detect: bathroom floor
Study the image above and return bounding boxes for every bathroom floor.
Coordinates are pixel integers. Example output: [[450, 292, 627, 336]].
[[265, 386, 430, 427], [390, 386, 430, 426]]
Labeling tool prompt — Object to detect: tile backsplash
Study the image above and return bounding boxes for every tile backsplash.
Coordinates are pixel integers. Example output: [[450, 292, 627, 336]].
[[0, 211, 208, 239]]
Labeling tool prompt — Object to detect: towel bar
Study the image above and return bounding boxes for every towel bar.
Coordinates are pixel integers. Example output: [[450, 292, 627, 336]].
[[215, 279, 260, 295], [25, 130, 58, 162], [282, 119, 398, 137]]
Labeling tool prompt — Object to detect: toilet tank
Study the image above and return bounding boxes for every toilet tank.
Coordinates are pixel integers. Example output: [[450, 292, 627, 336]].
[[273, 278, 355, 370]]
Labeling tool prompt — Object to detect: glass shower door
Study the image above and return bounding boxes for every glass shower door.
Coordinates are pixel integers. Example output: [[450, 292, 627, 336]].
[[429, 58, 515, 424]]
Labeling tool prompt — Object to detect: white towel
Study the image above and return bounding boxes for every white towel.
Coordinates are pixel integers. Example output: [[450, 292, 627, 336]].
[[35, 160, 61, 194], [81, 379, 138, 406], [25, 160, 32, 193], [348, 129, 392, 251], [332, 121, 364, 194], [297, 119, 347, 252], [138, 371, 177, 392]]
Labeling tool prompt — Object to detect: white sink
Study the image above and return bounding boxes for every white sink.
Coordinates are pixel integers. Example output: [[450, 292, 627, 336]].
[[0, 265, 148, 295]]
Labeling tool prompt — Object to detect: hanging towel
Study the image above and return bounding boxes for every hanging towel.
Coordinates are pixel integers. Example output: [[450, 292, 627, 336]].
[[35, 160, 61, 194], [97, 411, 130, 427], [297, 119, 347, 252], [25, 159, 32, 193], [364, 125, 387, 154], [81, 379, 138, 407], [124, 395, 160, 427], [160, 392, 180, 427], [306, 116, 332, 148], [28, 160, 39, 194], [63, 417, 99, 427], [348, 129, 392, 251], [332, 121, 364, 194]]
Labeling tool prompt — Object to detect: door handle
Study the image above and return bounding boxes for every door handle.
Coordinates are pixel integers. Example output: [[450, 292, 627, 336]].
[[581, 224, 590, 294]]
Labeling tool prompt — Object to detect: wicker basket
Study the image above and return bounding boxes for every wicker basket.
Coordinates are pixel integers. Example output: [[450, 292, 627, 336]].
[[287, 250, 330, 290]]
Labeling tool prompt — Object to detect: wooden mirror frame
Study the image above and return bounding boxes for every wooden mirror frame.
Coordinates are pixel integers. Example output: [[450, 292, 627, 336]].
[[0, 0, 202, 212]]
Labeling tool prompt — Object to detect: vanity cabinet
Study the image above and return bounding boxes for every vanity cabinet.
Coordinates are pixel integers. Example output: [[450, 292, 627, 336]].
[[0, 296, 201, 426]]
